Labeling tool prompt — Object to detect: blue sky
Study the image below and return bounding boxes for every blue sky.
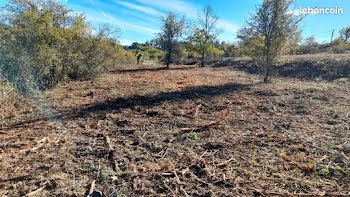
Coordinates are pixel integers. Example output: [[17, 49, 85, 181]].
[[0, 0, 349, 45]]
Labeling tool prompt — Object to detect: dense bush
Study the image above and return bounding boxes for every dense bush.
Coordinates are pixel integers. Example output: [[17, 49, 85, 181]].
[[330, 39, 350, 54], [0, 0, 133, 92], [126, 42, 164, 62], [293, 34, 350, 55]]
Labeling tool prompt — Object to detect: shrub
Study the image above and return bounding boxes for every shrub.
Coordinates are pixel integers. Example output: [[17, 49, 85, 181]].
[[330, 39, 350, 54], [0, 0, 132, 93], [127, 43, 164, 62], [237, 0, 302, 82]]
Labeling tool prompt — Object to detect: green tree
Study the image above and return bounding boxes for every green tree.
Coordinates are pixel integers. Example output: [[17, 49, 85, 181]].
[[216, 41, 237, 57], [157, 12, 185, 68], [0, 0, 128, 92], [237, 0, 302, 82], [126, 42, 164, 63], [189, 5, 220, 67]]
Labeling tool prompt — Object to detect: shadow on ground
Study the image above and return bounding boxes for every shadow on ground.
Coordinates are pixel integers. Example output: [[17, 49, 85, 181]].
[[3, 82, 251, 129], [113, 66, 196, 73], [63, 82, 251, 120], [2, 70, 252, 130]]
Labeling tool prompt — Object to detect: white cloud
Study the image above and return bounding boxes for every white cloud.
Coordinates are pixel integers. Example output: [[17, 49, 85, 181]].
[[72, 0, 240, 42], [69, 5, 158, 36], [121, 9, 160, 24], [100, 11, 158, 35], [114, 0, 164, 16], [134, 0, 198, 18], [134, 0, 240, 41], [217, 19, 240, 34], [120, 39, 133, 46], [83, 0, 161, 24]]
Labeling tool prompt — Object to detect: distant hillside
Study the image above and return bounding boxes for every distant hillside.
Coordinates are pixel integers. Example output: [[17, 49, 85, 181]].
[[210, 53, 350, 81]]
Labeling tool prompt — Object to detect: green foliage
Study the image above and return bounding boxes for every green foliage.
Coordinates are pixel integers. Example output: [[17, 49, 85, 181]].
[[207, 44, 224, 57], [188, 5, 220, 67], [145, 46, 164, 60], [297, 36, 320, 54], [0, 80, 16, 103], [120, 50, 137, 63], [237, 27, 265, 57], [127, 42, 163, 62], [330, 38, 350, 54], [237, 0, 302, 82], [284, 31, 302, 55], [250, 159, 258, 165], [157, 12, 185, 67], [217, 42, 239, 57], [322, 168, 330, 175], [0, 0, 132, 92], [336, 167, 343, 171], [0, 79, 29, 125], [185, 132, 200, 140], [188, 29, 222, 61]]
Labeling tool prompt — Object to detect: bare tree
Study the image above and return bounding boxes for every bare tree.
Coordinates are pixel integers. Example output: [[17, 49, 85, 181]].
[[339, 27, 350, 42], [238, 0, 302, 82], [189, 5, 220, 67], [157, 12, 185, 68], [301, 35, 319, 54]]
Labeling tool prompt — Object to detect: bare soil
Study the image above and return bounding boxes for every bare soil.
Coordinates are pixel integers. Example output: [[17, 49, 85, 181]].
[[1, 64, 350, 196]]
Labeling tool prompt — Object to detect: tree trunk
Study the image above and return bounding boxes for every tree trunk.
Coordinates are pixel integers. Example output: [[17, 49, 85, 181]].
[[166, 48, 171, 69], [166, 61, 170, 69], [264, 62, 271, 83], [264, 69, 270, 83], [200, 53, 205, 67], [264, 45, 271, 83]]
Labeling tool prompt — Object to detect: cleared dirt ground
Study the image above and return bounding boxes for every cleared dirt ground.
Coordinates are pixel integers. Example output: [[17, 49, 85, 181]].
[[1, 64, 350, 196]]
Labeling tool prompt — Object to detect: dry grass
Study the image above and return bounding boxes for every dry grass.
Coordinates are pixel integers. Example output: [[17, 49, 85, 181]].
[[1, 63, 350, 196], [213, 53, 350, 81], [0, 82, 36, 127], [280, 52, 350, 62]]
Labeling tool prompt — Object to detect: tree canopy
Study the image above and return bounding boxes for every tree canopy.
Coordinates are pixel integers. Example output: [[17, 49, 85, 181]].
[[238, 0, 302, 82], [157, 12, 185, 68], [188, 6, 220, 67]]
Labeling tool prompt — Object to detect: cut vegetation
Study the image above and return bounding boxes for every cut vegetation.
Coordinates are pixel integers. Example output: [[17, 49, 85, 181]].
[[1, 63, 349, 196], [1, 0, 350, 196]]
